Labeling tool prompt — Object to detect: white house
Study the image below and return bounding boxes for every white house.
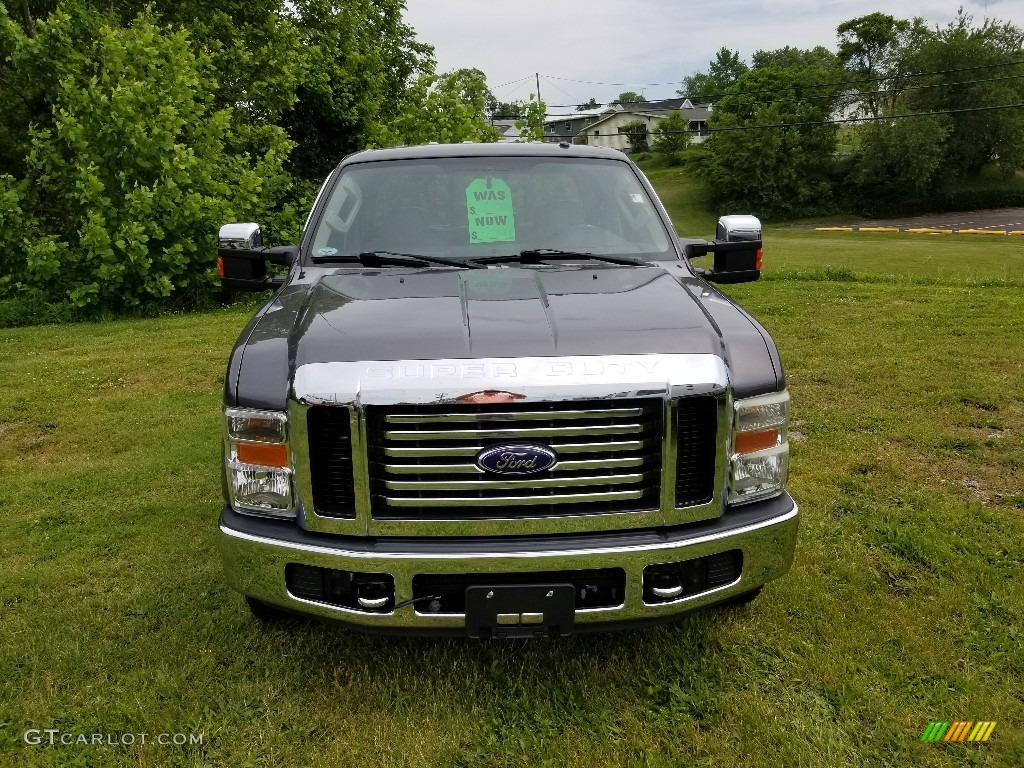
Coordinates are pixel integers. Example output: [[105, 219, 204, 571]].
[[545, 99, 712, 151]]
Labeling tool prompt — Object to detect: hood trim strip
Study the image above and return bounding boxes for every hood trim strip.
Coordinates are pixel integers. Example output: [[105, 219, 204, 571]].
[[293, 354, 729, 406]]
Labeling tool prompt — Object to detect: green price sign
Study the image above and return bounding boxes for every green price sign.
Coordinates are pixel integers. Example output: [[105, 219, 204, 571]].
[[466, 178, 516, 244]]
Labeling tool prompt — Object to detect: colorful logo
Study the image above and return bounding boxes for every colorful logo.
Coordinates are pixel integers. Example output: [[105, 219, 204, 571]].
[[920, 721, 997, 742]]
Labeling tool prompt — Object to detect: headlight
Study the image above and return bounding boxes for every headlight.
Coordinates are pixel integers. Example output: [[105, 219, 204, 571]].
[[224, 407, 294, 516], [729, 391, 789, 505]]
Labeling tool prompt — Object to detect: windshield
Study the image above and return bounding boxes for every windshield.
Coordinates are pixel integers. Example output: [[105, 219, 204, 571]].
[[309, 156, 674, 262]]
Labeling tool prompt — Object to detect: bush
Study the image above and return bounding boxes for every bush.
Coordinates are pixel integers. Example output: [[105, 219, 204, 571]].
[[0, 7, 293, 312]]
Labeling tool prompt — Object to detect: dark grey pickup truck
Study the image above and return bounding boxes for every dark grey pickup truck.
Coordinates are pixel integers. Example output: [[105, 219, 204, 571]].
[[216, 142, 797, 637]]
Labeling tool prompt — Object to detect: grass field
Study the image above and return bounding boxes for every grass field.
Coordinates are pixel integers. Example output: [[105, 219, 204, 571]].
[[2, 182, 1023, 766]]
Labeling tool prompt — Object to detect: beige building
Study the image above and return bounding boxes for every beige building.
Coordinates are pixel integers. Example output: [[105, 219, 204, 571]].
[[545, 99, 712, 151]]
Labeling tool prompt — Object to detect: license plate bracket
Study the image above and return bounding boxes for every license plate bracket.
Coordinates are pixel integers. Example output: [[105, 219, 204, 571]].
[[465, 584, 575, 638]]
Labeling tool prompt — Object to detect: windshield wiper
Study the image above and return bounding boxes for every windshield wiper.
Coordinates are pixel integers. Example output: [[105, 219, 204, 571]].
[[314, 251, 484, 269], [472, 249, 647, 267]]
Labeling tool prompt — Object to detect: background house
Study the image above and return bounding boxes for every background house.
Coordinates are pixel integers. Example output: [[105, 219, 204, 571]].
[[490, 119, 522, 142], [544, 99, 712, 151]]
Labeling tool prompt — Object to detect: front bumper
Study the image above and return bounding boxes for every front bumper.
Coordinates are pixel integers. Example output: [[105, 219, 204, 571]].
[[218, 493, 799, 634]]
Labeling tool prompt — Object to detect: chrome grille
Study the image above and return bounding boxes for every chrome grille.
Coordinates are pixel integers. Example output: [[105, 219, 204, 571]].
[[365, 399, 664, 519]]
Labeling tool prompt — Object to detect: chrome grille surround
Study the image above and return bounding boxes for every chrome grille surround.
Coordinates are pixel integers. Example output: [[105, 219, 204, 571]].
[[290, 355, 731, 537]]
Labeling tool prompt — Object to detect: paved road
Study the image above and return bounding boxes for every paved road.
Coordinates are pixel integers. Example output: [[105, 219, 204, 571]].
[[807, 208, 1024, 232]]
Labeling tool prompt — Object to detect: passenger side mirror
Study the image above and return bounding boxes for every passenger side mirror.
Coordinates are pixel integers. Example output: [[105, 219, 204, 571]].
[[217, 223, 297, 292], [683, 215, 763, 284]]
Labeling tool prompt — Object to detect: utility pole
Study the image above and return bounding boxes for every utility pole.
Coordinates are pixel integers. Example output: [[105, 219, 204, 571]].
[[535, 73, 542, 104]]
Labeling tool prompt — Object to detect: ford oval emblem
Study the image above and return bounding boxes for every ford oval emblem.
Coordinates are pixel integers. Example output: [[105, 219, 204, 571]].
[[476, 444, 558, 475]]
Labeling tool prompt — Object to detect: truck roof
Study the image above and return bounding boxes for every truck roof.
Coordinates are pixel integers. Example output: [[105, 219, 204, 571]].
[[340, 142, 629, 166]]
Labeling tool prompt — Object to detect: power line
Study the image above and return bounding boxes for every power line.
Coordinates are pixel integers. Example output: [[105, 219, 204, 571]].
[[536, 58, 1024, 109], [541, 75, 685, 88], [490, 75, 534, 91], [541, 76, 583, 108], [540, 102, 1024, 138]]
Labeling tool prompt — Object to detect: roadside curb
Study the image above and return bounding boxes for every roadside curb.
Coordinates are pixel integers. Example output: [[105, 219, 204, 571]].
[[813, 226, 1024, 236]]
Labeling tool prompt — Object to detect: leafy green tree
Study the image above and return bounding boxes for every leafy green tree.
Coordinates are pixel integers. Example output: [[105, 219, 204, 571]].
[[391, 67, 500, 145], [621, 119, 649, 153], [902, 10, 1024, 177], [694, 47, 845, 219], [752, 45, 837, 71], [851, 114, 952, 205], [281, 0, 433, 180], [486, 98, 523, 120], [613, 91, 644, 105], [576, 97, 600, 111], [680, 48, 748, 101], [514, 94, 547, 142], [651, 111, 690, 165], [837, 13, 925, 117], [0, 6, 291, 309]]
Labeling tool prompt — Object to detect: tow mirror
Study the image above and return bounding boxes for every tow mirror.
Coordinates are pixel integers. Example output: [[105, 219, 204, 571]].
[[683, 215, 763, 284], [217, 223, 297, 292]]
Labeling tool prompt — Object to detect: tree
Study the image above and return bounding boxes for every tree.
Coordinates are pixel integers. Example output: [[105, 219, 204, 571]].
[[752, 45, 837, 71], [486, 98, 523, 120], [680, 48, 748, 101], [836, 13, 924, 117], [651, 111, 690, 165], [0, 6, 292, 310], [852, 114, 952, 206], [621, 119, 649, 153], [391, 68, 500, 145], [902, 10, 1024, 177], [514, 94, 546, 142], [694, 47, 845, 219], [613, 91, 644, 105], [281, 0, 434, 181], [576, 97, 600, 111]]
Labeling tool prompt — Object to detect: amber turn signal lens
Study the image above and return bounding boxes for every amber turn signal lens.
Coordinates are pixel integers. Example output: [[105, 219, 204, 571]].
[[217, 255, 225, 278], [733, 428, 778, 455], [237, 441, 289, 467]]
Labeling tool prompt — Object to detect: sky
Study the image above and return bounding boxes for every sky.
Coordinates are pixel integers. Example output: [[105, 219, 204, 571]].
[[403, 0, 1023, 112]]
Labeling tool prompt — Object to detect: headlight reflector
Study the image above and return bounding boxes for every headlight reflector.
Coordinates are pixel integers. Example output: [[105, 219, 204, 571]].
[[224, 407, 294, 516], [729, 391, 789, 505]]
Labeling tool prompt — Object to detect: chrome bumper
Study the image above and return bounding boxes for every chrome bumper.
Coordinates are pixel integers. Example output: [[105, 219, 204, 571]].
[[218, 494, 798, 633]]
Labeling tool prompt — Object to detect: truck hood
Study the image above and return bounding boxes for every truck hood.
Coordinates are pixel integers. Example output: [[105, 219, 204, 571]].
[[291, 266, 725, 365]]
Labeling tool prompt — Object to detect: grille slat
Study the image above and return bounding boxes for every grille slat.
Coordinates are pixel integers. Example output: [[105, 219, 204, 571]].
[[384, 457, 644, 474], [367, 398, 665, 520], [384, 489, 648, 508], [384, 423, 648, 440], [383, 472, 650, 492], [385, 408, 644, 423], [382, 440, 652, 458]]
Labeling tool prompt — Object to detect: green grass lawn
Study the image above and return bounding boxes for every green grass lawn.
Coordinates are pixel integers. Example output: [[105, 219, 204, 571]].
[[2, 219, 1023, 763]]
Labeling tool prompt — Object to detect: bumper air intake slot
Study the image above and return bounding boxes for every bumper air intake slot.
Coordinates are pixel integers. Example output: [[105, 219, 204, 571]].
[[286, 563, 395, 612], [642, 550, 742, 604]]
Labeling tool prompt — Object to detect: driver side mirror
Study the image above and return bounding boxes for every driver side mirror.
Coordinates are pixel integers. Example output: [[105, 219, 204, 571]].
[[217, 222, 297, 292], [683, 215, 763, 284]]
